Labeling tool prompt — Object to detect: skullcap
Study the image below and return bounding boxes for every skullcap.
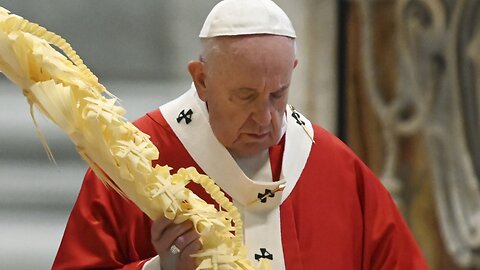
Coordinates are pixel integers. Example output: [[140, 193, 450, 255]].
[[199, 0, 296, 38]]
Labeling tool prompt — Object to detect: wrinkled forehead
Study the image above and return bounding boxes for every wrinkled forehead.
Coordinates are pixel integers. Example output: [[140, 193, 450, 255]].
[[201, 35, 297, 79], [201, 34, 295, 58]]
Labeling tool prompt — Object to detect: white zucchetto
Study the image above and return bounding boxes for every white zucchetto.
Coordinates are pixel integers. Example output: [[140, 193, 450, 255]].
[[199, 0, 296, 38]]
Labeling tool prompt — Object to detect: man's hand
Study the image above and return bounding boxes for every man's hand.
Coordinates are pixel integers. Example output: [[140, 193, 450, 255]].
[[150, 216, 202, 270]]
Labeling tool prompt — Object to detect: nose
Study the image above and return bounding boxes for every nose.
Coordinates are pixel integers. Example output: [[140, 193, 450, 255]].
[[251, 98, 272, 126]]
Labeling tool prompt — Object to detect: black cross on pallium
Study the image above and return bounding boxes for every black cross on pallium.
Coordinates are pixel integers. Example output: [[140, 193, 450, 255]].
[[177, 109, 193, 124], [291, 111, 305, 126], [257, 189, 275, 203], [255, 248, 273, 261]]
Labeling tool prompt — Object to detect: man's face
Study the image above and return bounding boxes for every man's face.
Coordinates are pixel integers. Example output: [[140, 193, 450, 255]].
[[190, 35, 297, 157]]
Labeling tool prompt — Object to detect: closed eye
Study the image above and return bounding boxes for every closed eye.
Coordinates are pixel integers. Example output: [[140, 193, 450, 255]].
[[235, 88, 257, 101], [271, 87, 288, 99]]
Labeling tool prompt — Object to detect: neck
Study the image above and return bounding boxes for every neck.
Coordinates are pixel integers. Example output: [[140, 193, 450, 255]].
[[231, 149, 270, 181]]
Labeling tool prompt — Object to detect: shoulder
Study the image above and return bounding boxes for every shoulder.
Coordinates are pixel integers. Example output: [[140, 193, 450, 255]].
[[305, 124, 387, 197], [309, 124, 361, 166], [130, 107, 201, 171], [132, 108, 171, 134], [131, 108, 178, 147]]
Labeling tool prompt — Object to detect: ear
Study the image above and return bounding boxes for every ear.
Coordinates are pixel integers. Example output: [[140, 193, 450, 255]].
[[188, 60, 208, 101]]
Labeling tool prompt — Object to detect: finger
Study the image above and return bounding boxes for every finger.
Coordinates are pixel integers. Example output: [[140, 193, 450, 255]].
[[150, 216, 174, 242], [158, 226, 198, 270], [158, 225, 200, 270], [162, 222, 194, 246], [155, 222, 194, 253], [179, 237, 202, 262], [175, 228, 201, 251], [177, 239, 202, 270]]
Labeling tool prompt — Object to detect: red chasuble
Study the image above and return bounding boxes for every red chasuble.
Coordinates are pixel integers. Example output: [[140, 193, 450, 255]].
[[53, 107, 428, 270]]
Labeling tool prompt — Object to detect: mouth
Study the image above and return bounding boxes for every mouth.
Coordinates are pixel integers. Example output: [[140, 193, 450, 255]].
[[244, 132, 270, 140]]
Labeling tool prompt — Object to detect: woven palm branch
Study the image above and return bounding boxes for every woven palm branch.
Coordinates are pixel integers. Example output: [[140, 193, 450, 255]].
[[0, 7, 271, 270]]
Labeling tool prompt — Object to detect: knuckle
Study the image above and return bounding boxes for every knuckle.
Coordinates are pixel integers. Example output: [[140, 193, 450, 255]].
[[175, 235, 187, 247]]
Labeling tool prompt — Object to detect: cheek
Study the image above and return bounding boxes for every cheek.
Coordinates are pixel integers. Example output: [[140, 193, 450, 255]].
[[272, 109, 284, 127], [226, 105, 252, 132], [272, 100, 288, 127], [208, 101, 250, 142]]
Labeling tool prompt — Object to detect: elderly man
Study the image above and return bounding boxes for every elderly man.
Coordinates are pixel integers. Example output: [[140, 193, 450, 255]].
[[53, 0, 428, 269]]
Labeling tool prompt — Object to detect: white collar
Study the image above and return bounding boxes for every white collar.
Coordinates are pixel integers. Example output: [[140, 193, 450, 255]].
[[159, 84, 313, 209]]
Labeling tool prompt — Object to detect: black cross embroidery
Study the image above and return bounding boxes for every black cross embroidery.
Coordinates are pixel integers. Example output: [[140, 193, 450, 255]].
[[257, 189, 275, 203], [255, 248, 273, 261], [291, 111, 305, 126], [176, 109, 193, 124]]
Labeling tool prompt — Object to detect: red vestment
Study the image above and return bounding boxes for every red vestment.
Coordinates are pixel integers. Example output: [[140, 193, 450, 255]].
[[53, 108, 428, 270]]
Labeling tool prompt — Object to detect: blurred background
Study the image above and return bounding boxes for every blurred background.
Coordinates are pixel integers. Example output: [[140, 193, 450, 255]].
[[0, 0, 478, 269]]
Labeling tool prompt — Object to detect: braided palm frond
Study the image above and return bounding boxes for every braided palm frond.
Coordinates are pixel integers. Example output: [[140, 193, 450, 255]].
[[0, 7, 270, 270]]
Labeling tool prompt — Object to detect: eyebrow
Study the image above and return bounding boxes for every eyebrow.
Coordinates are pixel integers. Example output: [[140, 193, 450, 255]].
[[276, 84, 290, 92], [238, 87, 257, 92], [239, 84, 290, 92]]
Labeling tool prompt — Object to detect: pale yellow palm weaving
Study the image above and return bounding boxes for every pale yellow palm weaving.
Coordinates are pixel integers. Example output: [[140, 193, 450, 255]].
[[0, 7, 271, 270]]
